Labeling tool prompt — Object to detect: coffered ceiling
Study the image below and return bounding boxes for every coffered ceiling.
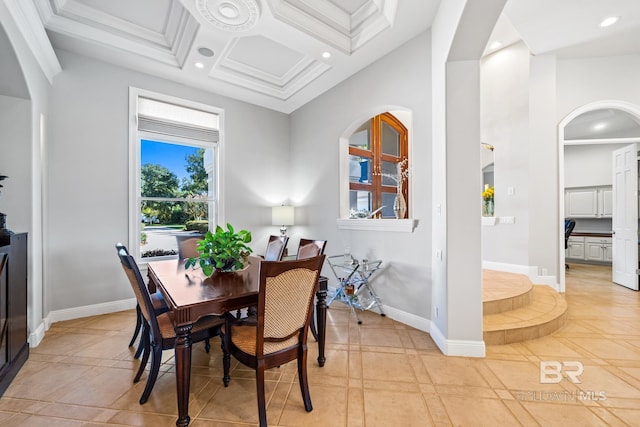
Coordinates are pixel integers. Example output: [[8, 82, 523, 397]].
[[5, 0, 639, 114], [33, 0, 440, 113]]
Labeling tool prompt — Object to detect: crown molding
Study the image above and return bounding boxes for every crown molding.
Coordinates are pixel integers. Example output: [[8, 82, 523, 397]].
[[34, 0, 198, 68], [267, 0, 397, 54], [4, 0, 61, 84]]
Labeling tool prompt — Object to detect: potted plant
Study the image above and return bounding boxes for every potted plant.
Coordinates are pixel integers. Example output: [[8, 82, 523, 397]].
[[185, 223, 253, 276]]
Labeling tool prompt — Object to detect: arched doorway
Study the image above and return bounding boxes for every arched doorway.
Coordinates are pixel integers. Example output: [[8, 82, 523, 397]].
[[558, 101, 640, 292]]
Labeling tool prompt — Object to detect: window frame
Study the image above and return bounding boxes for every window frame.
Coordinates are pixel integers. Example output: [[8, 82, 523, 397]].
[[348, 112, 409, 218], [128, 87, 225, 261]]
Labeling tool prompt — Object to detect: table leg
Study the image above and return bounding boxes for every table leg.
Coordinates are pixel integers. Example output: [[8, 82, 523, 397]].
[[316, 276, 327, 367], [174, 324, 193, 427]]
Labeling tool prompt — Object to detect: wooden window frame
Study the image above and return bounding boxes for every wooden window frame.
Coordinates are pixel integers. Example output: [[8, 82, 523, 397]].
[[349, 112, 409, 218]]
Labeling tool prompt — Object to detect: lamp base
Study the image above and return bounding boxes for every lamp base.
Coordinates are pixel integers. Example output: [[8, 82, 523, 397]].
[[280, 225, 287, 236], [0, 213, 13, 246]]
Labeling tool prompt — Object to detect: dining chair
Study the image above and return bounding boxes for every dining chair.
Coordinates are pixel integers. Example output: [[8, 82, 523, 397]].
[[296, 238, 327, 260], [295, 239, 327, 341], [117, 246, 225, 404], [176, 233, 204, 260], [263, 234, 289, 261], [243, 235, 289, 319], [222, 255, 325, 427], [116, 243, 169, 359]]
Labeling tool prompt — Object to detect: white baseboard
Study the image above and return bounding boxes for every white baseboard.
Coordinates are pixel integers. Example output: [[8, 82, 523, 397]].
[[429, 322, 486, 357], [46, 298, 137, 324], [482, 261, 559, 291], [482, 261, 536, 276], [28, 321, 47, 348], [381, 304, 430, 332]]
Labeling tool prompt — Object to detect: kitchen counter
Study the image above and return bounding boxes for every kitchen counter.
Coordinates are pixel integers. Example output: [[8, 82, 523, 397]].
[[571, 231, 612, 238]]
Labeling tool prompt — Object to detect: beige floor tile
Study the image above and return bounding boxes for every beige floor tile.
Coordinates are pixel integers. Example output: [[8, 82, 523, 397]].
[[520, 401, 610, 426], [440, 395, 519, 426], [2, 263, 639, 426], [363, 388, 432, 427]]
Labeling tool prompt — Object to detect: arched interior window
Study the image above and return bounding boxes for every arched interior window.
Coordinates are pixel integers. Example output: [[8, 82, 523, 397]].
[[348, 112, 408, 218]]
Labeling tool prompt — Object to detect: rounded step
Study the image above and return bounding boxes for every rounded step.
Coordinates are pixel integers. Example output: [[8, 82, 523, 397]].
[[483, 270, 533, 315], [483, 285, 568, 345]]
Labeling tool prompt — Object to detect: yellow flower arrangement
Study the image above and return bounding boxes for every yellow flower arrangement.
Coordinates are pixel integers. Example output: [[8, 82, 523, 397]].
[[482, 185, 494, 201]]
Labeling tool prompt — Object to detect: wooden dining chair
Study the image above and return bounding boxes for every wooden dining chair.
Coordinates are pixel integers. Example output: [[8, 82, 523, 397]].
[[116, 243, 169, 359], [175, 233, 204, 260], [117, 246, 225, 404], [222, 255, 325, 427], [296, 239, 327, 260], [243, 235, 289, 319], [295, 239, 327, 341], [263, 235, 289, 261]]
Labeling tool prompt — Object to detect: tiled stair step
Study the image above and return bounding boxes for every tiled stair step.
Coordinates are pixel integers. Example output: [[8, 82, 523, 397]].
[[483, 285, 568, 345], [482, 270, 533, 315]]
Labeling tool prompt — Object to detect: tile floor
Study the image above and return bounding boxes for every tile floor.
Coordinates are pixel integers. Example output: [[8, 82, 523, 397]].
[[1, 263, 640, 426]]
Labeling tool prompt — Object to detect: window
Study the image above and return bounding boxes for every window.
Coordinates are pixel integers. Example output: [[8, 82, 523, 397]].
[[348, 112, 408, 218], [129, 89, 222, 260]]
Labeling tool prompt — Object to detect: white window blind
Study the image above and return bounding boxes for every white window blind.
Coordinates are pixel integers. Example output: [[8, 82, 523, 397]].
[[137, 97, 219, 142]]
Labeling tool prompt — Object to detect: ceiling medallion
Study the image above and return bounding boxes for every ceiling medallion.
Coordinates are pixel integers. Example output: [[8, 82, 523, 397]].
[[197, 0, 260, 32]]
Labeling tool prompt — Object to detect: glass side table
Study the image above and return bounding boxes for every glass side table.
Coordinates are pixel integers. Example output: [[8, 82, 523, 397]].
[[326, 254, 385, 324]]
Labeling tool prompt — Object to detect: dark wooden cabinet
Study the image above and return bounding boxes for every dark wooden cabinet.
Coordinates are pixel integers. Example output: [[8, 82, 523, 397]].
[[0, 232, 28, 395]]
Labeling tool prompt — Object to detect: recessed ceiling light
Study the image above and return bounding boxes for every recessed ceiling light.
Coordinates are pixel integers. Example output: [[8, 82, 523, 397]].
[[219, 4, 239, 19], [599, 16, 619, 28], [489, 40, 502, 50], [322, 51, 331, 59], [195, 62, 204, 69]]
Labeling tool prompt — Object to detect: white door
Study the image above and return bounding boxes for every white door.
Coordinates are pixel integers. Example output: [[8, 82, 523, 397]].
[[612, 144, 638, 290]]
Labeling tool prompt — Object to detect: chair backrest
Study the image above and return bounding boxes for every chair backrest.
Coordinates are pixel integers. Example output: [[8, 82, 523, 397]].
[[296, 239, 327, 260], [176, 234, 204, 260], [264, 235, 289, 261], [256, 255, 325, 357], [116, 244, 162, 343], [564, 218, 576, 248]]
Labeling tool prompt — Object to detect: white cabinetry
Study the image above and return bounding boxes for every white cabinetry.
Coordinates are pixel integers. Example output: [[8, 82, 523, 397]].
[[566, 235, 612, 263], [565, 186, 612, 218], [566, 236, 585, 260], [585, 237, 613, 262]]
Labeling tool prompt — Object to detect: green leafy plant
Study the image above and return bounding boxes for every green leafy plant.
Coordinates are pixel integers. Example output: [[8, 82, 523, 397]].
[[185, 223, 252, 276]]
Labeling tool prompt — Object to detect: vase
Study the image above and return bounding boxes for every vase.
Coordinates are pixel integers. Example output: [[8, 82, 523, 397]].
[[393, 191, 407, 219], [482, 199, 494, 217]]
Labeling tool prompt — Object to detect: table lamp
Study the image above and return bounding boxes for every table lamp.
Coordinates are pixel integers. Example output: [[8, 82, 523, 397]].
[[272, 205, 294, 236]]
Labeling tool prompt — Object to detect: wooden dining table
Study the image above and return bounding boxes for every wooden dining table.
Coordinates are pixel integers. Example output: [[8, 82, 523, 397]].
[[146, 255, 328, 427]]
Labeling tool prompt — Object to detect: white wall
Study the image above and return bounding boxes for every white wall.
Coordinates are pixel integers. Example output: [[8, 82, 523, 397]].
[[45, 49, 290, 313], [565, 144, 627, 188], [481, 52, 640, 285], [481, 42, 531, 267], [0, 1, 53, 345], [289, 32, 432, 322], [0, 95, 29, 230]]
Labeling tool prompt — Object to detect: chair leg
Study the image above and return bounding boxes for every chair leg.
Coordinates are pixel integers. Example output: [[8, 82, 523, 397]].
[[297, 348, 313, 412], [140, 342, 162, 404], [134, 328, 145, 359], [256, 367, 267, 427], [129, 304, 142, 348], [134, 323, 150, 383], [204, 338, 211, 353], [309, 305, 318, 342]]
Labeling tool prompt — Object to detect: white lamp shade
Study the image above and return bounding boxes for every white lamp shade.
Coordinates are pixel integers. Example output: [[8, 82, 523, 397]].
[[272, 205, 294, 226]]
